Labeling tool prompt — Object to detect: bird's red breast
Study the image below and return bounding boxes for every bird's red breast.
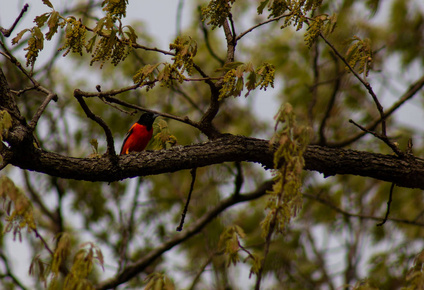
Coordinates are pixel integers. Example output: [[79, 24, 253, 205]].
[[120, 123, 153, 155]]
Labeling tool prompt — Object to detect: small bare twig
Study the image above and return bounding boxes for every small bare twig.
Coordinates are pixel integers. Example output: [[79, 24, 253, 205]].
[[0, 4, 29, 37], [376, 183, 395, 226], [23, 171, 56, 224], [73, 86, 203, 131], [84, 26, 174, 57], [233, 162, 243, 196], [0, 252, 29, 290], [228, 13, 237, 47], [304, 193, 424, 227], [318, 53, 341, 145], [236, 13, 293, 41], [74, 90, 116, 156], [330, 75, 424, 147], [308, 40, 320, 126], [118, 177, 143, 272], [188, 252, 215, 290], [320, 33, 387, 136], [28, 93, 58, 132], [349, 119, 404, 157], [33, 228, 54, 256], [177, 168, 197, 231], [96, 180, 274, 290]]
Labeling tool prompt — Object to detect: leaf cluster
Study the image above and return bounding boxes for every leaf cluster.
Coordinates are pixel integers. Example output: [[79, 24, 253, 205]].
[[102, 0, 129, 19], [258, 0, 323, 30], [144, 272, 175, 290], [202, 0, 236, 30], [153, 119, 178, 150], [218, 62, 275, 100], [218, 225, 263, 277], [345, 36, 373, 78], [169, 36, 197, 76], [12, 0, 137, 69], [304, 13, 337, 48], [0, 176, 36, 242], [0, 110, 13, 164], [262, 103, 309, 237]]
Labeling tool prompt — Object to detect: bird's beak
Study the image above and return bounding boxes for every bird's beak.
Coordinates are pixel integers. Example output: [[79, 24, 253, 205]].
[[153, 113, 160, 119]]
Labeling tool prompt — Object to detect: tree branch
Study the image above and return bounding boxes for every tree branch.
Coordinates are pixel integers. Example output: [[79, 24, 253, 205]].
[[0, 3, 29, 37], [304, 192, 424, 227], [329, 74, 424, 147], [7, 134, 424, 190], [74, 90, 116, 156], [95, 180, 274, 290], [320, 34, 388, 137]]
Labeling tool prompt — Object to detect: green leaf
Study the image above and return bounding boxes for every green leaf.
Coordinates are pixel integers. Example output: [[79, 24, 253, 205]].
[[42, 0, 54, 9], [216, 61, 245, 72], [46, 11, 60, 40], [34, 13, 50, 28], [123, 25, 138, 42], [11, 29, 29, 45], [85, 35, 97, 53], [257, 0, 270, 14]]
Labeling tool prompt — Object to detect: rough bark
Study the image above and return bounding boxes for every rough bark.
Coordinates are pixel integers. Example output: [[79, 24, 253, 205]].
[[5, 134, 424, 190], [1, 67, 424, 190]]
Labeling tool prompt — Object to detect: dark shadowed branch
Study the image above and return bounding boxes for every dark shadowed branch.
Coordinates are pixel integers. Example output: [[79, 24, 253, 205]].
[[95, 180, 274, 290]]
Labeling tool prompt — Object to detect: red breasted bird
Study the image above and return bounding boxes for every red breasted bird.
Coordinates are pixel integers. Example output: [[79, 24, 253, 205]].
[[120, 112, 159, 155]]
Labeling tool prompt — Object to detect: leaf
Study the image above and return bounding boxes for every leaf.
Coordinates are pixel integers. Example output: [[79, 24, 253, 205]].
[[85, 35, 97, 53], [124, 25, 138, 42], [42, 0, 54, 8], [34, 13, 51, 28], [46, 11, 60, 40], [257, 0, 270, 14], [12, 29, 30, 45], [216, 61, 245, 72]]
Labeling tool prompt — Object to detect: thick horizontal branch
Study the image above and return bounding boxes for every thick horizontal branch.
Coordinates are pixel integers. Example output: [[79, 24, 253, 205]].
[[7, 134, 424, 190]]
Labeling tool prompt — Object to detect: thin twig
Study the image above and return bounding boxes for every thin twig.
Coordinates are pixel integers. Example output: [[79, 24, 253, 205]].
[[0, 4, 29, 37], [349, 119, 404, 157], [74, 90, 116, 155], [170, 86, 205, 114], [28, 93, 58, 132], [305, 230, 336, 290], [177, 168, 197, 231], [320, 33, 387, 136], [318, 53, 341, 145], [96, 180, 274, 290], [228, 13, 237, 47], [233, 162, 243, 196], [0, 252, 28, 290], [308, 40, 320, 126], [236, 13, 293, 41], [118, 177, 143, 272], [33, 228, 54, 256], [329, 75, 424, 147], [376, 183, 395, 226], [73, 87, 201, 130], [304, 193, 424, 227], [23, 171, 56, 224], [0, 40, 59, 132], [188, 252, 215, 290]]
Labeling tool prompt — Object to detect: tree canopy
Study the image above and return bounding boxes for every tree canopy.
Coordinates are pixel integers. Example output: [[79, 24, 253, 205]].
[[1, 0, 424, 289]]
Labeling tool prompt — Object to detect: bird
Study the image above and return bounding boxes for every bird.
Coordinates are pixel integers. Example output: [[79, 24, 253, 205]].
[[120, 112, 159, 155]]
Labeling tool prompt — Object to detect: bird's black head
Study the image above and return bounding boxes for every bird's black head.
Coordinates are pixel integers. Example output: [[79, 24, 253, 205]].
[[136, 112, 159, 130]]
